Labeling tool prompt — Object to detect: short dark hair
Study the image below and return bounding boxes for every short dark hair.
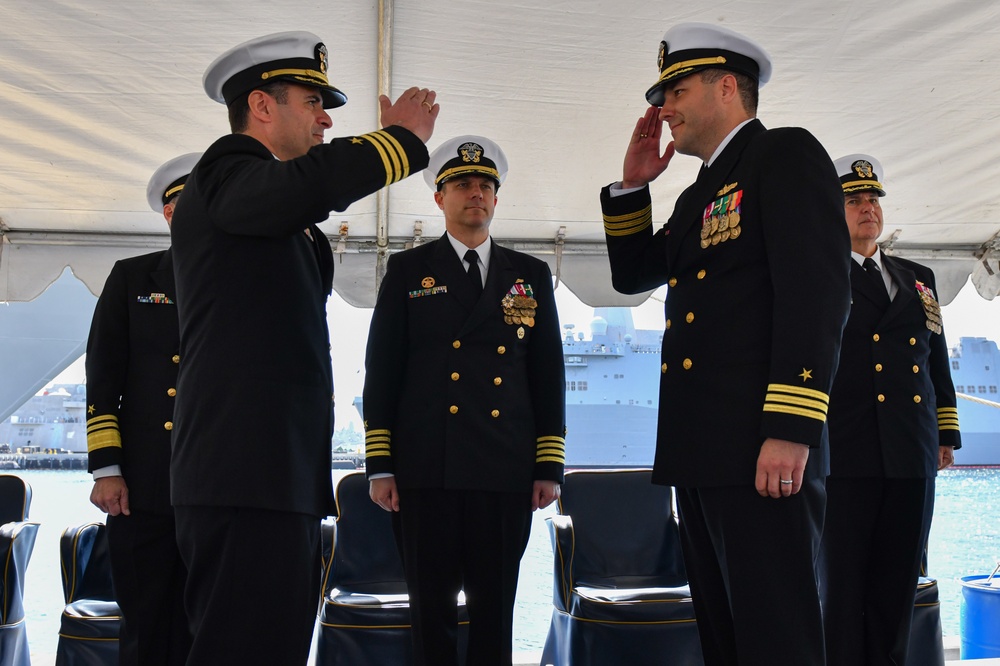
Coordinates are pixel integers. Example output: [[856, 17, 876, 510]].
[[227, 81, 290, 133], [700, 68, 758, 115]]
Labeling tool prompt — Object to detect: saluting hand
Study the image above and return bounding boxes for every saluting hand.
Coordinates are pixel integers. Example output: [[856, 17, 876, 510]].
[[90, 476, 131, 516], [622, 106, 675, 189], [380, 87, 439, 143]]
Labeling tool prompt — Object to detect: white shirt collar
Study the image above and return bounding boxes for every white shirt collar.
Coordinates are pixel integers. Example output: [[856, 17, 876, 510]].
[[851, 249, 883, 270], [446, 231, 492, 272], [706, 118, 754, 167]]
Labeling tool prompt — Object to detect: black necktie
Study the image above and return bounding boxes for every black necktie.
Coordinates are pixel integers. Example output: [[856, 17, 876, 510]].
[[863, 257, 889, 299], [464, 249, 482, 295]]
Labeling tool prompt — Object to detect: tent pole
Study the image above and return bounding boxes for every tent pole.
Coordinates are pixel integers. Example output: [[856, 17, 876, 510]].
[[374, 0, 394, 296]]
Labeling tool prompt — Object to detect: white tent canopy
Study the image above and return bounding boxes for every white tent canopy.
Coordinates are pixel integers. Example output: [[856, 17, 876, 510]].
[[2, 0, 999, 307]]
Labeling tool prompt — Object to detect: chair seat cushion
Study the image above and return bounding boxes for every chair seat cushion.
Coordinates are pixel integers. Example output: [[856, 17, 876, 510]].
[[60, 600, 121, 639], [569, 584, 696, 623]]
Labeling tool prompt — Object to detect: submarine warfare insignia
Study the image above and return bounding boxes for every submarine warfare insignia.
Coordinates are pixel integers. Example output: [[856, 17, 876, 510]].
[[502, 282, 537, 327], [701, 189, 743, 249], [915, 281, 943, 334]]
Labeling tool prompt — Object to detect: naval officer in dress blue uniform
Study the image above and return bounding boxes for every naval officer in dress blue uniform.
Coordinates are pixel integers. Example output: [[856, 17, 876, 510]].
[[169, 31, 438, 665], [601, 22, 851, 665], [86, 153, 199, 666], [821, 154, 961, 666], [363, 135, 566, 666]]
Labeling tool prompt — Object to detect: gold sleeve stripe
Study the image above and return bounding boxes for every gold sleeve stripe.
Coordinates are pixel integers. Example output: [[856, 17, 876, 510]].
[[764, 393, 830, 415], [366, 130, 409, 184], [603, 205, 652, 224], [365, 442, 391, 458], [762, 404, 828, 422], [371, 130, 408, 180], [939, 425, 961, 431], [604, 207, 653, 237], [86, 414, 119, 429], [87, 429, 122, 453], [767, 384, 830, 403], [358, 132, 395, 186], [937, 407, 959, 414], [536, 455, 566, 464], [536, 436, 566, 445], [536, 444, 566, 455], [365, 428, 391, 436], [86, 414, 122, 452]]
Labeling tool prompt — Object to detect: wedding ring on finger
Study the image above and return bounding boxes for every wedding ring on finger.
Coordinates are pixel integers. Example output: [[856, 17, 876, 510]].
[[422, 101, 433, 110], [779, 479, 793, 485]]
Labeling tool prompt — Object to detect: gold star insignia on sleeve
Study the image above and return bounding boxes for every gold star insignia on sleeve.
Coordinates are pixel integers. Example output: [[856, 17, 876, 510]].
[[798, 368, 813, 382], [350, 137, 364, 144], [88, 404, 95, 414]]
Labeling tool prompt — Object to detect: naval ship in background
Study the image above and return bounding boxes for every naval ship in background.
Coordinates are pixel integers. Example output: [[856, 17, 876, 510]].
[[949, 336, 1000, 465], [558, 310, 1000, 468], [351, 309, 1000, 468], [3, 305, 998, 468]]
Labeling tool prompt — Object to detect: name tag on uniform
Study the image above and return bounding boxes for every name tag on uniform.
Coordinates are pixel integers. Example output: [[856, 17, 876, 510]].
[[137, 293, 174, 304]]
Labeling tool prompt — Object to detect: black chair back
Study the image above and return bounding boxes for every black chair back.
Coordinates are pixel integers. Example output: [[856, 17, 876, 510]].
[[0, 475, 31, 525], [558, 469, 687, 588], [60, 522, 115, 603], [327, 472, 406, 596]]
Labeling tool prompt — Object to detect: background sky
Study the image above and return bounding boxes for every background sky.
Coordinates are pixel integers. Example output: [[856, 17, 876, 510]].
[[51, 276, 1000, 433]]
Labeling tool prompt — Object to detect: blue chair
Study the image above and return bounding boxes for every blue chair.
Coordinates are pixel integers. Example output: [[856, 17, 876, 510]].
[[0, 475, 39, 666], [0, 475, 32, 526], [906, 577, 944, 666], [541, 468, 704, 666], [55, 522, 120, 666], [317, 471, 468, 665]]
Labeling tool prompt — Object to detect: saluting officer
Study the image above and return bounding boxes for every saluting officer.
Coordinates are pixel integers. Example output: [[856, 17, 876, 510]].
[[363, 135, 566, 666], [601, 22, 851, 665], [169, 30, 437, 664], [86, 153, 199, 666], [821, 154, 961, 666]]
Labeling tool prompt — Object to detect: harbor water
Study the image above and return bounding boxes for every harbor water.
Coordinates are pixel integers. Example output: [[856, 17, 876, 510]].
[[10, 467, 1000, 664]]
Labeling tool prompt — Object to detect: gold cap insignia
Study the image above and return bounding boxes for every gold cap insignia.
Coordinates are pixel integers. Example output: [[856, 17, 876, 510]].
[[852, 160, 874, 179], [458, 142, 484, 164], [315, 43, 328, 74], [657, 41, 667, 71]]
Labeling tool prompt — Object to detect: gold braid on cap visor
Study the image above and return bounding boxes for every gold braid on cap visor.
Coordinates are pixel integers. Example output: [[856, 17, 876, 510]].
[[260, 68, 330, 87], [435, 164, 501, 185], [163, 183, 185, 201], [843, 180, 885, 193], [657, 56, 728, 83]]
